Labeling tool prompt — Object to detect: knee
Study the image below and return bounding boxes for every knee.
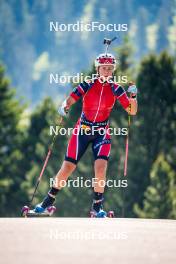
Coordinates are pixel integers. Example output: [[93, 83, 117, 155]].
[[95, 163, 107, 177]]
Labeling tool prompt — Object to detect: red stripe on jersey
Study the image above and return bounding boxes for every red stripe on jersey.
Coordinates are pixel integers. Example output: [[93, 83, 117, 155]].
[[66, 120, 80, 160], [117, 93, 130, 109], [70, 92, 80, 101]]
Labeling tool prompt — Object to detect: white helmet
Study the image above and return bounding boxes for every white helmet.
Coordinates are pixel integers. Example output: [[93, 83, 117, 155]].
[[95, 53, 117, 70]]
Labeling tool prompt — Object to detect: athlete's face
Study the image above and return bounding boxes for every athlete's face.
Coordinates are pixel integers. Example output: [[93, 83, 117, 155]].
[[98, 65, 114, 78]]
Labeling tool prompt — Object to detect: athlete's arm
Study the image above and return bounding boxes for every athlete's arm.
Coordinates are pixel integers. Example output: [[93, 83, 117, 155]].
[[70, 81, 91, 101], [125, 83, 138, 115], [125, 98, 138, 115], [66, 96, 76, 108], [58, 81, 91, 116], [112, 83, 138, 116], [58, 96, 76, 117]]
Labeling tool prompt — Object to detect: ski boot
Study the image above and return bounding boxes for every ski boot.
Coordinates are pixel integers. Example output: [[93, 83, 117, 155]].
[[89, 198, 115, 218], [90, 198, 107, 218], [33, 194, 56, 215], [34, 203, 56, 215]]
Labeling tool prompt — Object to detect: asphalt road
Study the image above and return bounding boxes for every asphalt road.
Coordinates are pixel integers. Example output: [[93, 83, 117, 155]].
[[0, 218, 176, 264]]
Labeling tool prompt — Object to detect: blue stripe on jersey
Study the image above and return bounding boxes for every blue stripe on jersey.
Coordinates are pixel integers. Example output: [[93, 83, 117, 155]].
[[111, 85, 125, 97], [72, 80, 94, 99], [73, 88, 82, 97], [79, 81, 91, 93], [72, 87, 81, 98]]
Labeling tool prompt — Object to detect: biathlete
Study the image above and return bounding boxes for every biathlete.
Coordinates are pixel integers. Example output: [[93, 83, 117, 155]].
[[34, 53, 138, 217]]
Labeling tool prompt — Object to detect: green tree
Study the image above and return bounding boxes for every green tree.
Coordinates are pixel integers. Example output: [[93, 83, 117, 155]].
[[21, 98, 68, 209], [134, 154, 176, 219], [114, 35, 134, 74], [0, 64, 26, 216], [128, 51, 176, 216]]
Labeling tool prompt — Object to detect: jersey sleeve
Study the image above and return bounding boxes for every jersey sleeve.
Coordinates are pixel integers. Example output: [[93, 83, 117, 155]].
[[112, 84, 130, 109], [70, 81, 91, 102]]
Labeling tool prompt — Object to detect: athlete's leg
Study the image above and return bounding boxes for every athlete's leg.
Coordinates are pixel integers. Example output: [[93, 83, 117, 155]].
[[91, 126, 111, 215], [92, 125, 111, 193], [34, 120, 90, 212], [53, 160, 76, 189], [90, 159, 108, 215], [34, 160, 76, 212], [53, 119, 90, 190], [94, 159, 108, 193]]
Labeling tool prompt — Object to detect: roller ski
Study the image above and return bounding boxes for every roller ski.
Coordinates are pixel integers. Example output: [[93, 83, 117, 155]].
[[90, 209, 115, 218], [21, 204, 56, 217], [90, 196, 115, 218], [21, 187, 58, 217]]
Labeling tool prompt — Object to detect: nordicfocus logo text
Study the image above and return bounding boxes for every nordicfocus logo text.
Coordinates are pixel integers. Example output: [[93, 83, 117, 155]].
[[50, 21, 128, 32], [49, 126, 128, 136], [49, 73, 128, 84], [50, 177, 128, 189]]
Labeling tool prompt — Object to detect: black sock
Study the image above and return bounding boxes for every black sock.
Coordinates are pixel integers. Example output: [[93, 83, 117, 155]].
[[49, 187, 60, 196], [93, 192, 104, 212], [41, 187, 60, 209], [41, 195, 55, 209]]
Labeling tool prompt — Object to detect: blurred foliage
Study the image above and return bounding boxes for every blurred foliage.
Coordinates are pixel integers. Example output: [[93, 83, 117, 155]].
[[134, 154, 176, 219], [0, 65, 26, 215], [0, 41, 176, 218]]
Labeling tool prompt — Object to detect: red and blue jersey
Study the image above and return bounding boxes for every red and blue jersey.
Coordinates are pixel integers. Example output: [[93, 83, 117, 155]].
[[65, 78, 130, 164], [70, 78, 130, 122]]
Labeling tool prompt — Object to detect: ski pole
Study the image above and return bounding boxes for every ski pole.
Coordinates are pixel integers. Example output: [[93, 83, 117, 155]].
[[124, 92, 132, 177], [29, 116, 63, 205], [122, 94, 132, 217]]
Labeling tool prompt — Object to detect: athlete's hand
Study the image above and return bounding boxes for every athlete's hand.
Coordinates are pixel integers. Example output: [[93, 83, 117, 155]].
[[127, 82, 138, 96], [58, 99, 69, 117]]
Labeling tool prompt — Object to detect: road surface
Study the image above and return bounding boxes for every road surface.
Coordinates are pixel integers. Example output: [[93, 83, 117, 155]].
[[0, 218, 176, 264]]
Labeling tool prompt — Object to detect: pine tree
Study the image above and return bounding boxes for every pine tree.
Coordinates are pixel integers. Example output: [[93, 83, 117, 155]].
[[129, 51, 176, 217], [134, 154, 176, 219], [21, 97, 67, 208], [0, 64, 25, 215], [114, 35, 134, 74]]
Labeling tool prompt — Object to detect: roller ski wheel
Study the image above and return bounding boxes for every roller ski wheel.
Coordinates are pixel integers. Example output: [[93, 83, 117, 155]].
[[21, 205, 30, 217], [107, 210, 115, 218], [21, 205, 56, 217], [90, 211, 96, 218]]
